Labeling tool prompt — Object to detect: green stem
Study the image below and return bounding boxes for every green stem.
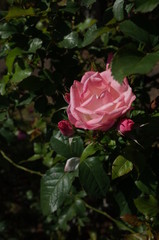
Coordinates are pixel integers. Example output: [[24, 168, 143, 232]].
[[0, 150, 43, 177], [85, 202, 135, 234]]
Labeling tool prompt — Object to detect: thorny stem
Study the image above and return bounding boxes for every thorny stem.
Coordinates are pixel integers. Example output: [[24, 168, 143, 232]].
[[85, 202, 135, 234], [0, 150, 43, 177]]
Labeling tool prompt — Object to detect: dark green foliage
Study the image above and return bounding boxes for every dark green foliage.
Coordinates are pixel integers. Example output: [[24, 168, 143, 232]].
[[0, 0, 159, 239]]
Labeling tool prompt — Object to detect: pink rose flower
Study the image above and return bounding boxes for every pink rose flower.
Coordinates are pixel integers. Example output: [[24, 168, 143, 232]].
[[58, 120, 74, 137], [117, 118, 134, 135], [67, 66, 136, 131]]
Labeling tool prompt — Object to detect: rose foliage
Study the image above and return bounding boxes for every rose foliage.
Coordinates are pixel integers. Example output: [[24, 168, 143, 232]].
[[0, 0, 159, 239]]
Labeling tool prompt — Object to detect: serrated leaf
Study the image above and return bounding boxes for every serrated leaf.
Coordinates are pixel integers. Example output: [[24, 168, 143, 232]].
[[119, 20, 154, 44], [82, 24, 108, 47], [40, 164, 75, 215], [50, 133, 72, 158], [80, 143, 98, 162], [111, 44, 159, 82], [135, 0, 159, 13], [113, 0, 124, 21], [70, 136, 84, 157], [134, 195, 159, 217], [112, 155, 133, 180], [6, 7, 34, 20], [79, 157, 110, 198], [51, 134, 84, 158]]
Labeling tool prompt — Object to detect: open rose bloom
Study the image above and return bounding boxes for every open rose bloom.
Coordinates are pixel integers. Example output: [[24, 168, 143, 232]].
[[67, 65, 136, 131]]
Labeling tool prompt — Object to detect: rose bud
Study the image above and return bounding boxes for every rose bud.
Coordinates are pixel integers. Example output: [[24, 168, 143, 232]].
[[64, 93, 70, 104], [117, 118, 134, 135], [58, 120, 74, 137]]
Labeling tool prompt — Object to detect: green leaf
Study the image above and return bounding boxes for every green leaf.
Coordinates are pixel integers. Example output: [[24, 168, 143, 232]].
[[135, 0, 159, 13], [80, 143, 98, 162], [76, 18, 97, 32], [0, 75, 9, 95], [79, 157, 110, 198], [0, 23, 17, 39], [50, 133, 72, 158], [0, 112, 8, 122], [112, 155, 133, 180], [50, 133, 84, 158], [62, 1, 79, 14], [111, 44, 159, 82], [135, 167, 157, 195], [114, 191, 131, 215], [6, 48, 22, 73], [58, 198, 86, 231], [70, 136, 84, 157], [11, 63, 32, 83], [119, 20, 154, 44], [59, 32, 79, 49], [29, 38, 43, 53], [5, 7, 35, 20], [113, 0, 124, 21], [40, 164, 75, 215], [134, 195, 159, 217], [80, 0, 96, 7], [82, 24, 108, 47]]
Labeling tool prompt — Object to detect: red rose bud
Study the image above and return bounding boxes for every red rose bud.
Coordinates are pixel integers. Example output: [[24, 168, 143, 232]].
[[117, 118, 134, 135], [64, 93, 70, 104], [58, 120, 74, 137]]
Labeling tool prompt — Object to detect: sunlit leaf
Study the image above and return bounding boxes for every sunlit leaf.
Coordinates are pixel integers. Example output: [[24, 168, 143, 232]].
[[80, 143, 98, 162], [10, 63, 32, 83], [6, 7, 34, 20], [112, 155, 133, 180], [6, 48, 22, 73]]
